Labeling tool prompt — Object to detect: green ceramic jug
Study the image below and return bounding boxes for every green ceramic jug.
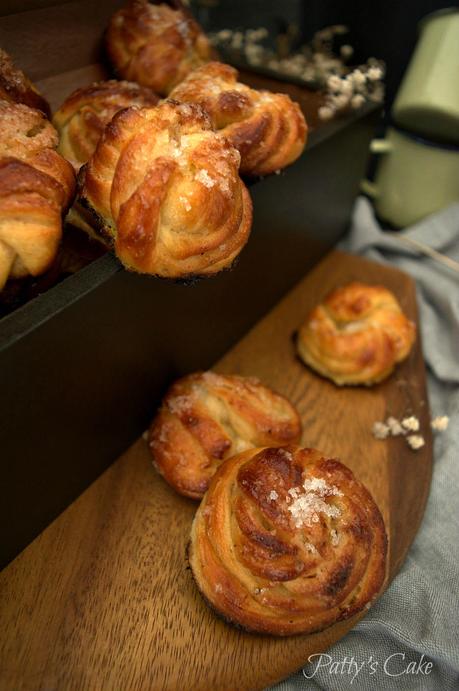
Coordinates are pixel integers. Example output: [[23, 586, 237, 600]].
[[392, 8, 459, 144], [361, 126, 459, 228]]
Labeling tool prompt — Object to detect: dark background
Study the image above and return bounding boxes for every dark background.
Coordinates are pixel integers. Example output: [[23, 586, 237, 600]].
[[0, 0, 454, 110], [191, 0, 455, 111]]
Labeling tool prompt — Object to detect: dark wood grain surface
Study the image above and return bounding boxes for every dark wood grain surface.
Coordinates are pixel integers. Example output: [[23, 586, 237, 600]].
[[0, 251, 432, 691]]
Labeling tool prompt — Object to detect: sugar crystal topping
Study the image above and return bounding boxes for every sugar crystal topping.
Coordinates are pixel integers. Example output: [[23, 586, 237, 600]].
[[195, 168, 215, 188], [167, 394, 193, 415], [179, 195, 191, 211], [287, 475, 343, 528]]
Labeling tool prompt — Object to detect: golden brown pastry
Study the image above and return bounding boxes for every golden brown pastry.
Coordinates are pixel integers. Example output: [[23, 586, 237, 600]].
[[189, 445, 387, 635], [0, 49, 50, 117], [169, 62, 307, 176], [53, 80, 160, 171], [78, 101, 252, 277], [297, 282, 416, 386], [105, 0, 211, 96], [0, 102, 76, 289], [149, 371, 302, 499]]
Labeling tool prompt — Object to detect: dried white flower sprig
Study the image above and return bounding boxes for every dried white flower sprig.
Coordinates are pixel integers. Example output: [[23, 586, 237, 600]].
[[210, 24, 385, 120]]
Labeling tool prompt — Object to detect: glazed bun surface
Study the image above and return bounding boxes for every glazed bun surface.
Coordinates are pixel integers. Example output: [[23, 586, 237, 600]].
[[53, 80, 159, 170], [149, 371, 302, 499], [0, 102, 75, 288], [78, 101, 252, 278], [189, 446, 387, 635], [170, 62, 307, 176], [106, 0, 211, 96], [0, 48, 50, 117], [297, 282, 416, 386]]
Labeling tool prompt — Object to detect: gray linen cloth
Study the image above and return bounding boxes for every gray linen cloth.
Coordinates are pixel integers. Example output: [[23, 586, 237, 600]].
[[270, 198, 459, 691]]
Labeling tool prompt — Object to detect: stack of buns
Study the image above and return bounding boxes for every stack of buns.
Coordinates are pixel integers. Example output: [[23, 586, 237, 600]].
[[1, 0, 309, 292]]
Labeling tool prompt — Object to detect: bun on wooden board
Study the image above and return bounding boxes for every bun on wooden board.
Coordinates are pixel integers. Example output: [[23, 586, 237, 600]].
[[297, 282, 416, 386], [189, 445, 387, 635], [149, 371, 302, 499]]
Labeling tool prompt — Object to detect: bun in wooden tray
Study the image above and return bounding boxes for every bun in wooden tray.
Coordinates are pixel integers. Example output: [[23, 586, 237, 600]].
[[0, 48, 50, 117], [169, 61, 307, 176], [0, 102, 75, 290], [106, 0, 211, 96], [53, 80, 160, 171], [189, 446, 387, 635], [149, 371, 302, 499], [297, 282, 416, 386], [78, 101, 252, 278]]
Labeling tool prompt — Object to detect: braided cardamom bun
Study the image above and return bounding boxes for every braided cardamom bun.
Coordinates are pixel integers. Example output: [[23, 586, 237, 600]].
[[149, 371, 302, 499], [0, 102, 76, 289], [0, 49, 50, 117], [297, 282, 416, 386], [189, 446, 387, 635], [106, 0, 211, 96], [53, 80, 160, 171], [78, 101, 252, 277], [169, 62, 307, 176]]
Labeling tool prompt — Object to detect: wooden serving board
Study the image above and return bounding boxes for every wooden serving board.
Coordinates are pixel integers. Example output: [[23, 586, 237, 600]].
[[0, 251, 432, 691]]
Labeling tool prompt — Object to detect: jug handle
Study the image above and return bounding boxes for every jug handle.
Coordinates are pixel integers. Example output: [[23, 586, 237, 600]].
[[369, 139, 392, 154], [360, 138, 393, 197], [360, 179, 379, 198]]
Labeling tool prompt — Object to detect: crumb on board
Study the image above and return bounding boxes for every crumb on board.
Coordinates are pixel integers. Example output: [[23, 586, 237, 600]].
[[372, 414, 420, 441], [402, 416, 420, 432], [387, 416, 404, 436], [431, 416, 449, 431], [406, 434, 425, 451], [372, 421, 390, 439], [373, 410, 449, 447]]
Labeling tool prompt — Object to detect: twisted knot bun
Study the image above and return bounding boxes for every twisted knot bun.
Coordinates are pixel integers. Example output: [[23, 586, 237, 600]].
[[297, 282, 416, 386], [149, 371, 302, 499], [189, 446, 387, 635], [0, 102, 75, 289], [106, 0, 211, 96], [169, 62, 307, 176], [78, 101, 252, 277], [0, 49, 50, 117], [53, 80, 159, 170]]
